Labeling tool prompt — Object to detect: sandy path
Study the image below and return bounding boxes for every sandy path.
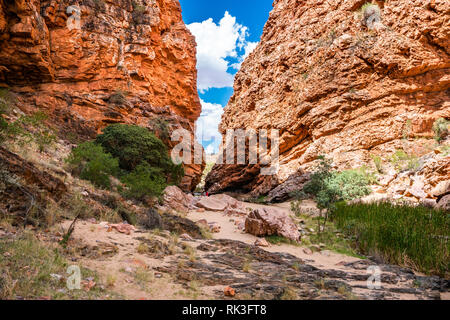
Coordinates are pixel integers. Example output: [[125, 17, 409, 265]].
[[187, 201, 361, 272]]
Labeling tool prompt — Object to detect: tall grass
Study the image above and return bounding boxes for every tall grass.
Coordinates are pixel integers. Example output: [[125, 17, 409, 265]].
[[333, 202, 449, 277]]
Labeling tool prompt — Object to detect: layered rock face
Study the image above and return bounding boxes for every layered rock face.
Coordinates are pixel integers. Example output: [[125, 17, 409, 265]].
[[0, 0, 203, 190], [207, 0, 449, 196]]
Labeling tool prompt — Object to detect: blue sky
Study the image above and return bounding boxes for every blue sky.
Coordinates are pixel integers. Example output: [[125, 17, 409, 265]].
[[179, 0, 273, 154]]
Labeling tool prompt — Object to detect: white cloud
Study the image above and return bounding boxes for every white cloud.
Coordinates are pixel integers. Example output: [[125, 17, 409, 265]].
[[196, 99, 224, 153], [230, 41, 258, 70], [204, 144, 216, 155], [187, 11, 254, 92]]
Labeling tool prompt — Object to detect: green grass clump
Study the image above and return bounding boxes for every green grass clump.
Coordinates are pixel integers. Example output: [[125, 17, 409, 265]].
[[333, 202, 449, 277], [266, 235, 298, 246]]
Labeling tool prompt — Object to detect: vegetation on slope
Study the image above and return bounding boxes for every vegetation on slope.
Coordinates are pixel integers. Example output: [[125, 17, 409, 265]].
[[66, 124, 183, 201]]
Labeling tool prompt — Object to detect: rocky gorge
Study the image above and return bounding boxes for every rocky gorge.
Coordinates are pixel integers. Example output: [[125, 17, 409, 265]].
[[205, 0, 449, 203], [0, 0, 449, 302]]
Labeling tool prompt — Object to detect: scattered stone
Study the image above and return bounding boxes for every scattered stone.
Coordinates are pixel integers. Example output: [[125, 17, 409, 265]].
[[107, 223, 136, 235], [303, 248, 313, 255], [180, 233, 194, 241], [224, 286, 236, 297], [162, 214, 204, 239], [254, 238, 270, 247], [209, 222, 221, 233], [197, 219, 209, 228], [196, 197, 228, 212], [431, 181, 450, 198]]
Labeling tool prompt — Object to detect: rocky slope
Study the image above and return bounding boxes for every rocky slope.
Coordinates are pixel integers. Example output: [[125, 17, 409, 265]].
[[0, 0, 203, 190], [206, 0, 450, 197]]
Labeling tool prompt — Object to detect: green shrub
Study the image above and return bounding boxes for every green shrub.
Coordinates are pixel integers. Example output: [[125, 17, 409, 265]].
[[121, 163, 166, 200], [66, 141, 119, 189], [327, 168, 375, 201], [301, 158, 374, 209], [334, 202, 449, 277], [95, 124, 183, 183], [293, 157, 374, 234], [433, 118, 449, 143], [390, 149, 420, 172]]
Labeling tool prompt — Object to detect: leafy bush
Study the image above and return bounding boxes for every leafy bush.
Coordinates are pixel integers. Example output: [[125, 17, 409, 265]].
[[334, 202, 449, 277], [0, 89, 13, 143], [327, 168, 375, 201], [121, 163, 166, 201], [66, 124, 183, 200], [292, 157, 374, 234], [95, 124, 183, 183], [433, 118, 449, 143], [0, 92, 56, 151], [66, 141, 119, 189]]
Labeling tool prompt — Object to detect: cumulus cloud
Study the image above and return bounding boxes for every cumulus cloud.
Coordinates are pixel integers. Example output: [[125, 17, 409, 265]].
[[196, 99, 224, 153], [230, 41, 258, 70], [187, 11, 254, 92]]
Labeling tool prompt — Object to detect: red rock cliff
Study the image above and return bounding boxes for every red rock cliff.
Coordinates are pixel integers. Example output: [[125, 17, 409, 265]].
[[0, 0, 203, 191], [206, 0, 449, 197]]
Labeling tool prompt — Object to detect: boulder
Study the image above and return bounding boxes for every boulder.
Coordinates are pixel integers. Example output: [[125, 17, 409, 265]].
[[436, 195, 450, 212], [197, 194, 247, 214], [138, 208, 163, 230], [431, 181, 450, 198], [245, 208, 301, 242], [196, 197, 228, 212], [162, 186, 197, 214]]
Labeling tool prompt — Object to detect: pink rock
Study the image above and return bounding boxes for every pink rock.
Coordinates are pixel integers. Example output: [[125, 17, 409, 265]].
[[245, 208, 301, 242], [209, 222, 221, 233], [163, 186, 197, 214]]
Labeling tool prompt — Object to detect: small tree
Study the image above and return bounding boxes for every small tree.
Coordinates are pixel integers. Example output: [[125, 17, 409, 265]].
[[293, 156, 374, 235], [299, 156, 341, 234]]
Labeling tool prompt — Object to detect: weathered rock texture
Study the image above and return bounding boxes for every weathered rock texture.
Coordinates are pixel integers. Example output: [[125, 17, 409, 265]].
[[245, 207, 301, 242], [0, 0, 203, 190], [206, 0, 450, 196]]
